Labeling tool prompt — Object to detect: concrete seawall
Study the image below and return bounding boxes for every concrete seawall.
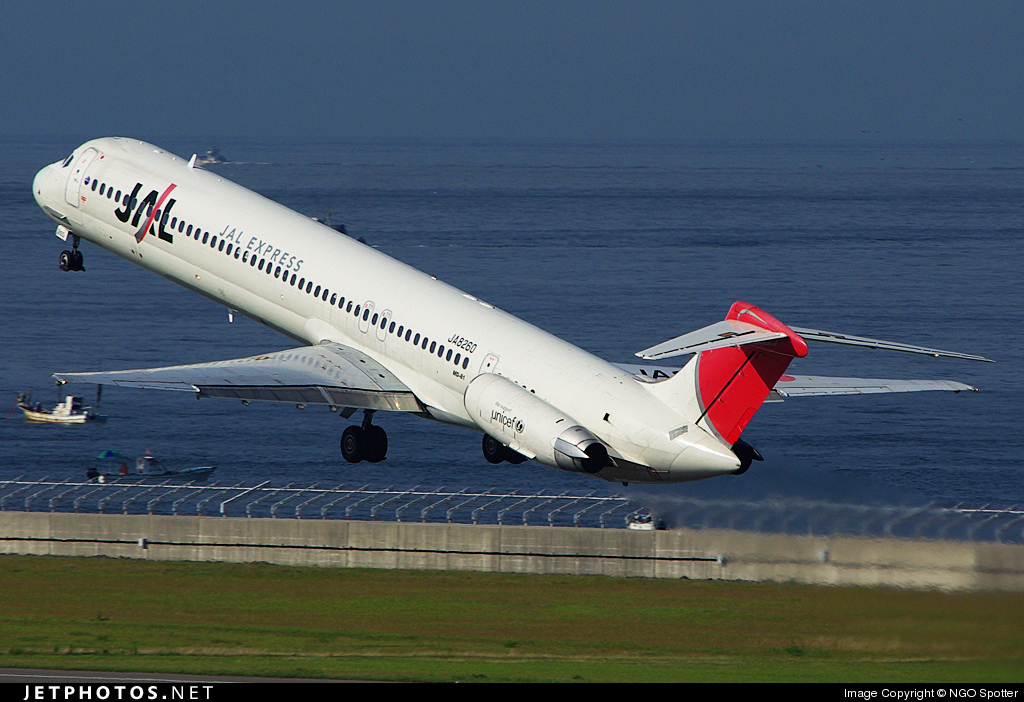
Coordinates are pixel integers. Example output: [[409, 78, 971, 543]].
[[2, 511, 1023, 591]]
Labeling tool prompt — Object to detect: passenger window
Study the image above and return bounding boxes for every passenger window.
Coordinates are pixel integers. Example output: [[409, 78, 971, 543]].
[[314, 285, 321, 297], [454, 353, 460, 365], [389, 321, 396, 334], [462, 358, 469, 369], [258, 259, 265, 271], [275, 266, 282, 278], [226, 244, 233, 256], [403, 329, 410, 341], [354, 305, 361, 316], [446, 349, 452, 361], [371, 313, 378, 325], [347, 301, 353, 313], [202, 232, 209, 244], [91, 179, 98, 191], [218, 240, 225, 252], [338, 296, 345, 308], [116, 190, 122, 202], [99, 184, 105, 196], [322, 289, 328, 301], [413, 333, 420, 345], [306, 282, 313, 293], [330, 293, 337, 305], [424, 338, 430, 350], [186, 224, 193, 236], [363, 309, 370, 321], [211, 236, 218, 248]]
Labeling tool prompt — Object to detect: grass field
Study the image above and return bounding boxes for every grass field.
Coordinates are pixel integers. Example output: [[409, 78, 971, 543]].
[[1, 554, 1022, 682]]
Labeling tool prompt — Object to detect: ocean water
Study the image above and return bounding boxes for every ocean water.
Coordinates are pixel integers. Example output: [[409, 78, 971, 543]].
[[1, 136, 1021, 511]]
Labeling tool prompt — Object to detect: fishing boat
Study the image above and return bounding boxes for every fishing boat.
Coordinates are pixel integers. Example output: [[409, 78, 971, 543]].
[[17, 393, 105, 424], [87, 450, 215, 483]]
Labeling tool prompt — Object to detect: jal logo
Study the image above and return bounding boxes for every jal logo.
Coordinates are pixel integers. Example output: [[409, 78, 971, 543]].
[[114, 181, 177, 243]]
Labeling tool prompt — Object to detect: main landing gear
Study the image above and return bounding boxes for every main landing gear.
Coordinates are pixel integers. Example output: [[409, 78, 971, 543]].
[[481, 434, 527, 465], [340, 410, 388, 463], [59, 235, 85, 272]]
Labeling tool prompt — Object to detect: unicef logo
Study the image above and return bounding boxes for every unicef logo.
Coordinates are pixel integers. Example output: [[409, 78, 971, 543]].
[[515, 419, 525, 433]]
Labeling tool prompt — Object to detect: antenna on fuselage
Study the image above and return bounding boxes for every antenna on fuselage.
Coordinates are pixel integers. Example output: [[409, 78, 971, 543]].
[[187, 154, 197, 169]]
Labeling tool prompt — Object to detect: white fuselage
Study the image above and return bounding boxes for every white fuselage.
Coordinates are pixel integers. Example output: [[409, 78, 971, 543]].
[[33, 137, 741, 483]]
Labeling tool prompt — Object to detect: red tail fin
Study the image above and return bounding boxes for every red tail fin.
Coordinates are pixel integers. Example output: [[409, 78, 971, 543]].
[[696, 302, 808, 444]]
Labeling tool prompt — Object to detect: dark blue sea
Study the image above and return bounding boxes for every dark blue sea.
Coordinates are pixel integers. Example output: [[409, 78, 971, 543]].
[[2, 137, 1021, 511]]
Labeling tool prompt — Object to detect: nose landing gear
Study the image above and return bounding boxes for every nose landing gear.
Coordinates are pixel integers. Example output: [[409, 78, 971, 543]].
[[340, 410, 388, 463], [59, 235, 85, 272]]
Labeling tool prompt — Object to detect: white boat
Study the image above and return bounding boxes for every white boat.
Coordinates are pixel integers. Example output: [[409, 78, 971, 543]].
[[17, 394, 104, 424], [193, 148, 227, 166], [626, 514, 659, 531]]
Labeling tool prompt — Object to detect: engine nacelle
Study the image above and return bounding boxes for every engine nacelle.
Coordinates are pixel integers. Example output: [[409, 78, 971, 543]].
[[464, 373, 610, 473]]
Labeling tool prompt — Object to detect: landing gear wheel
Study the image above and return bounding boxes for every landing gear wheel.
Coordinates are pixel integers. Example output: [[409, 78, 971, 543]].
[[482, 435, 505, 464], [504, 449, 527, 465], [71, 250, 84, 271], [340, 425, 365, 463], [59, 250, 72, 272], [365, 425, 388, 463]]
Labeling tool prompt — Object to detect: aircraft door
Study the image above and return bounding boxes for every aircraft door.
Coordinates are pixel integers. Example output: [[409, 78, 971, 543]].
[[358, 301, 374, 334], [376, 309, 392, 342], [64, 148, 98, 207], [480, 353, 499, 375]]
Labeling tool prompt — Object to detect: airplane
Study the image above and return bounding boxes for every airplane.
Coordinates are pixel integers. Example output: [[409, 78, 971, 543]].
[[32, 138, 993, 485]]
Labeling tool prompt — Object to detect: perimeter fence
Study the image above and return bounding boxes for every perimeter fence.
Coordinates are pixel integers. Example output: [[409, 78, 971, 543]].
[[1, 476, 1023, 543]]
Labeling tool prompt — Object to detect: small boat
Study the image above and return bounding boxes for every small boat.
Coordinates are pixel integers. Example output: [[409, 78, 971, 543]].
[[626, 514, 662, 531], [87, 450, 215, 483], [193, 148, 227, 166], [87, 465, 216, 483], [17, 393, 105, 424]]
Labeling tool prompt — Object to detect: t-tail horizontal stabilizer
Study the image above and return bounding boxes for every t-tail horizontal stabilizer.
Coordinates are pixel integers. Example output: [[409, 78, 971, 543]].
[[636, 301, 990, 449], [788, 327, 993, 363], [642, 301, 808, 446]]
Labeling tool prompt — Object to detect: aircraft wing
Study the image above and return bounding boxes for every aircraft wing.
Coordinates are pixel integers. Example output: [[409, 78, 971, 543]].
[[53, 343, 424, 412]]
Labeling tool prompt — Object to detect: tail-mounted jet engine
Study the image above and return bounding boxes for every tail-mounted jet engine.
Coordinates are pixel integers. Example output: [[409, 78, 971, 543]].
[[464, 374, 612, 474]]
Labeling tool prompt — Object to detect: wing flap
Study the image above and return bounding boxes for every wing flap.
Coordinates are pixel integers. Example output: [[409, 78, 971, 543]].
[[53, 343, 424, 412]]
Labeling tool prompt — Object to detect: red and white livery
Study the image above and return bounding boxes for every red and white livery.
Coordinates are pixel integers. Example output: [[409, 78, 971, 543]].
[[32, 138, 991, 484]]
